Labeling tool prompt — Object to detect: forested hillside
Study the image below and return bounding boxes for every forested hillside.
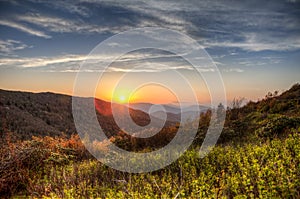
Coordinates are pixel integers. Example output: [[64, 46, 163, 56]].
[[0, 90, 175, 141]]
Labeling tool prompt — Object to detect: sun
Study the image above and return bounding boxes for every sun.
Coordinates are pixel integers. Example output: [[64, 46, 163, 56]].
[[115, 94, 132, 104], [119, 95, 126, 103], [111, 89, 137, 104]]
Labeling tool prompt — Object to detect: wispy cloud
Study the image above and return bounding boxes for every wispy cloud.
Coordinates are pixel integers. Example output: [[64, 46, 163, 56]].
[[0, 52, 203, 73], [0, 20, 51, 38], [202, 32, 300, 52], [30, 0, 91, 17], [0, 54, 87, 68], [0, 39, 31, 56], [223, 68, 244, 73], [20, 0, 196, 35], [17, 14, 130, 34], [107, 0, 300, 52], [1, 0, 300, 53], [234, 55, 284, 67]]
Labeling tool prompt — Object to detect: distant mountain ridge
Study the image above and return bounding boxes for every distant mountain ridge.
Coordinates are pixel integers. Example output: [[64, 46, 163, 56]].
[[128, 103, 209, 122], [129, 103, 180, 114], [1, 83, 299, 142], [0, 90, 175, 140], [129, 102, 209, 114]]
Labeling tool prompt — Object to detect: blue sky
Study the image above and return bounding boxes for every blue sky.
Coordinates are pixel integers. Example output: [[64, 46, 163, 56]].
[[0, 0, 299, 103]]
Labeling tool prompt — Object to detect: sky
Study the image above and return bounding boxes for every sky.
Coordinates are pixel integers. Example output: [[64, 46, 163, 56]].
[[0, 0, 299, 105]]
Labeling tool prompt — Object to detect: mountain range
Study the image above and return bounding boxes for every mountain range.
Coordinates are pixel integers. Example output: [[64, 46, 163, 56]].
[[0, 90, 190, 140], [129, 103, 209, 122], [2, 83, 299, 142]]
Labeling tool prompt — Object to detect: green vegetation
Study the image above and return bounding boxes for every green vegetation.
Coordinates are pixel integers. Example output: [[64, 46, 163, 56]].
[[0, 83, 299, 198], [1, 132, 299, 198]]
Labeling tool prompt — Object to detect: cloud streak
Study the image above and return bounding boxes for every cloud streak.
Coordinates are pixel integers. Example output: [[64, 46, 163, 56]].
[[223, 68, 244, 73], [0, 39, 31, 56], [0, 52, 205, 73], [202, 32, 300, 52], [1, 0, 300, 53], [0, 19, 51, 38], [17, 14, 130, 34]]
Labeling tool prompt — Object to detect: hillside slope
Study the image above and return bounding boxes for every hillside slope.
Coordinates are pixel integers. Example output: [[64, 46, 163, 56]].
[[216, 83, 300, 143], [0, 90, 174, 140], [1, 83, 299, 143]]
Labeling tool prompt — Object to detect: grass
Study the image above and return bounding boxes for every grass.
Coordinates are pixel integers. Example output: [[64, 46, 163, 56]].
[[2, 133, 299, 198]]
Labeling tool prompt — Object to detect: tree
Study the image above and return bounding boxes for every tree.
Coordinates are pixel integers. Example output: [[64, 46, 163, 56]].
[[230, 97, 245, 109]]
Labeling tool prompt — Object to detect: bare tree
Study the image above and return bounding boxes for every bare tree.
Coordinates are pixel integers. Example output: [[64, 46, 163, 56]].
[[230, 97, 246, 109]]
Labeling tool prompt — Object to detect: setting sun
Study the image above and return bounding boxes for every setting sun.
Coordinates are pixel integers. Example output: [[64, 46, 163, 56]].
[[111, 89, 134, 104], [118, 95, 126, 103]]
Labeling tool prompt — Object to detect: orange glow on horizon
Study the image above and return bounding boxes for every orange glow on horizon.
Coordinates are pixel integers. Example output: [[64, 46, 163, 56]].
[[129, 84, 178, 104], [96, 81, 179, 104], [0, 70, 292, 106], [93, 72, 213, 105]]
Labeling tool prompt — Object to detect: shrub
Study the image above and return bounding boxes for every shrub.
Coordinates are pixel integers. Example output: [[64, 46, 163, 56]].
[[0, 134, 90, 196], [255, 115, 300, 138]]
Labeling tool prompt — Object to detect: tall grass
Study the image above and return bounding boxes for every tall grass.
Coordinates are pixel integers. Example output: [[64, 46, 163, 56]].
[[1, 133, 299, 198]]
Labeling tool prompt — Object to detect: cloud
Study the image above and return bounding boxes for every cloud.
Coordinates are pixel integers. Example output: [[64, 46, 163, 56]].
[[223, 68, 244, 73], [213, 61, 225, 66], [0, 54, 87, 68], [0, 39, 31, 56], [202, 33, 300, 52], [18, 15, 75, 33], [22, 0, 196, 35], [126, 1, 198, 33], [0, 51, 208, 73], [2, 0, 300, 52], [234, 56, 283, 67], [104, 0, 300, 52], [0, 20, 51, 38], [17, 13, 133, 34], [31, 0, 91, 17]]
